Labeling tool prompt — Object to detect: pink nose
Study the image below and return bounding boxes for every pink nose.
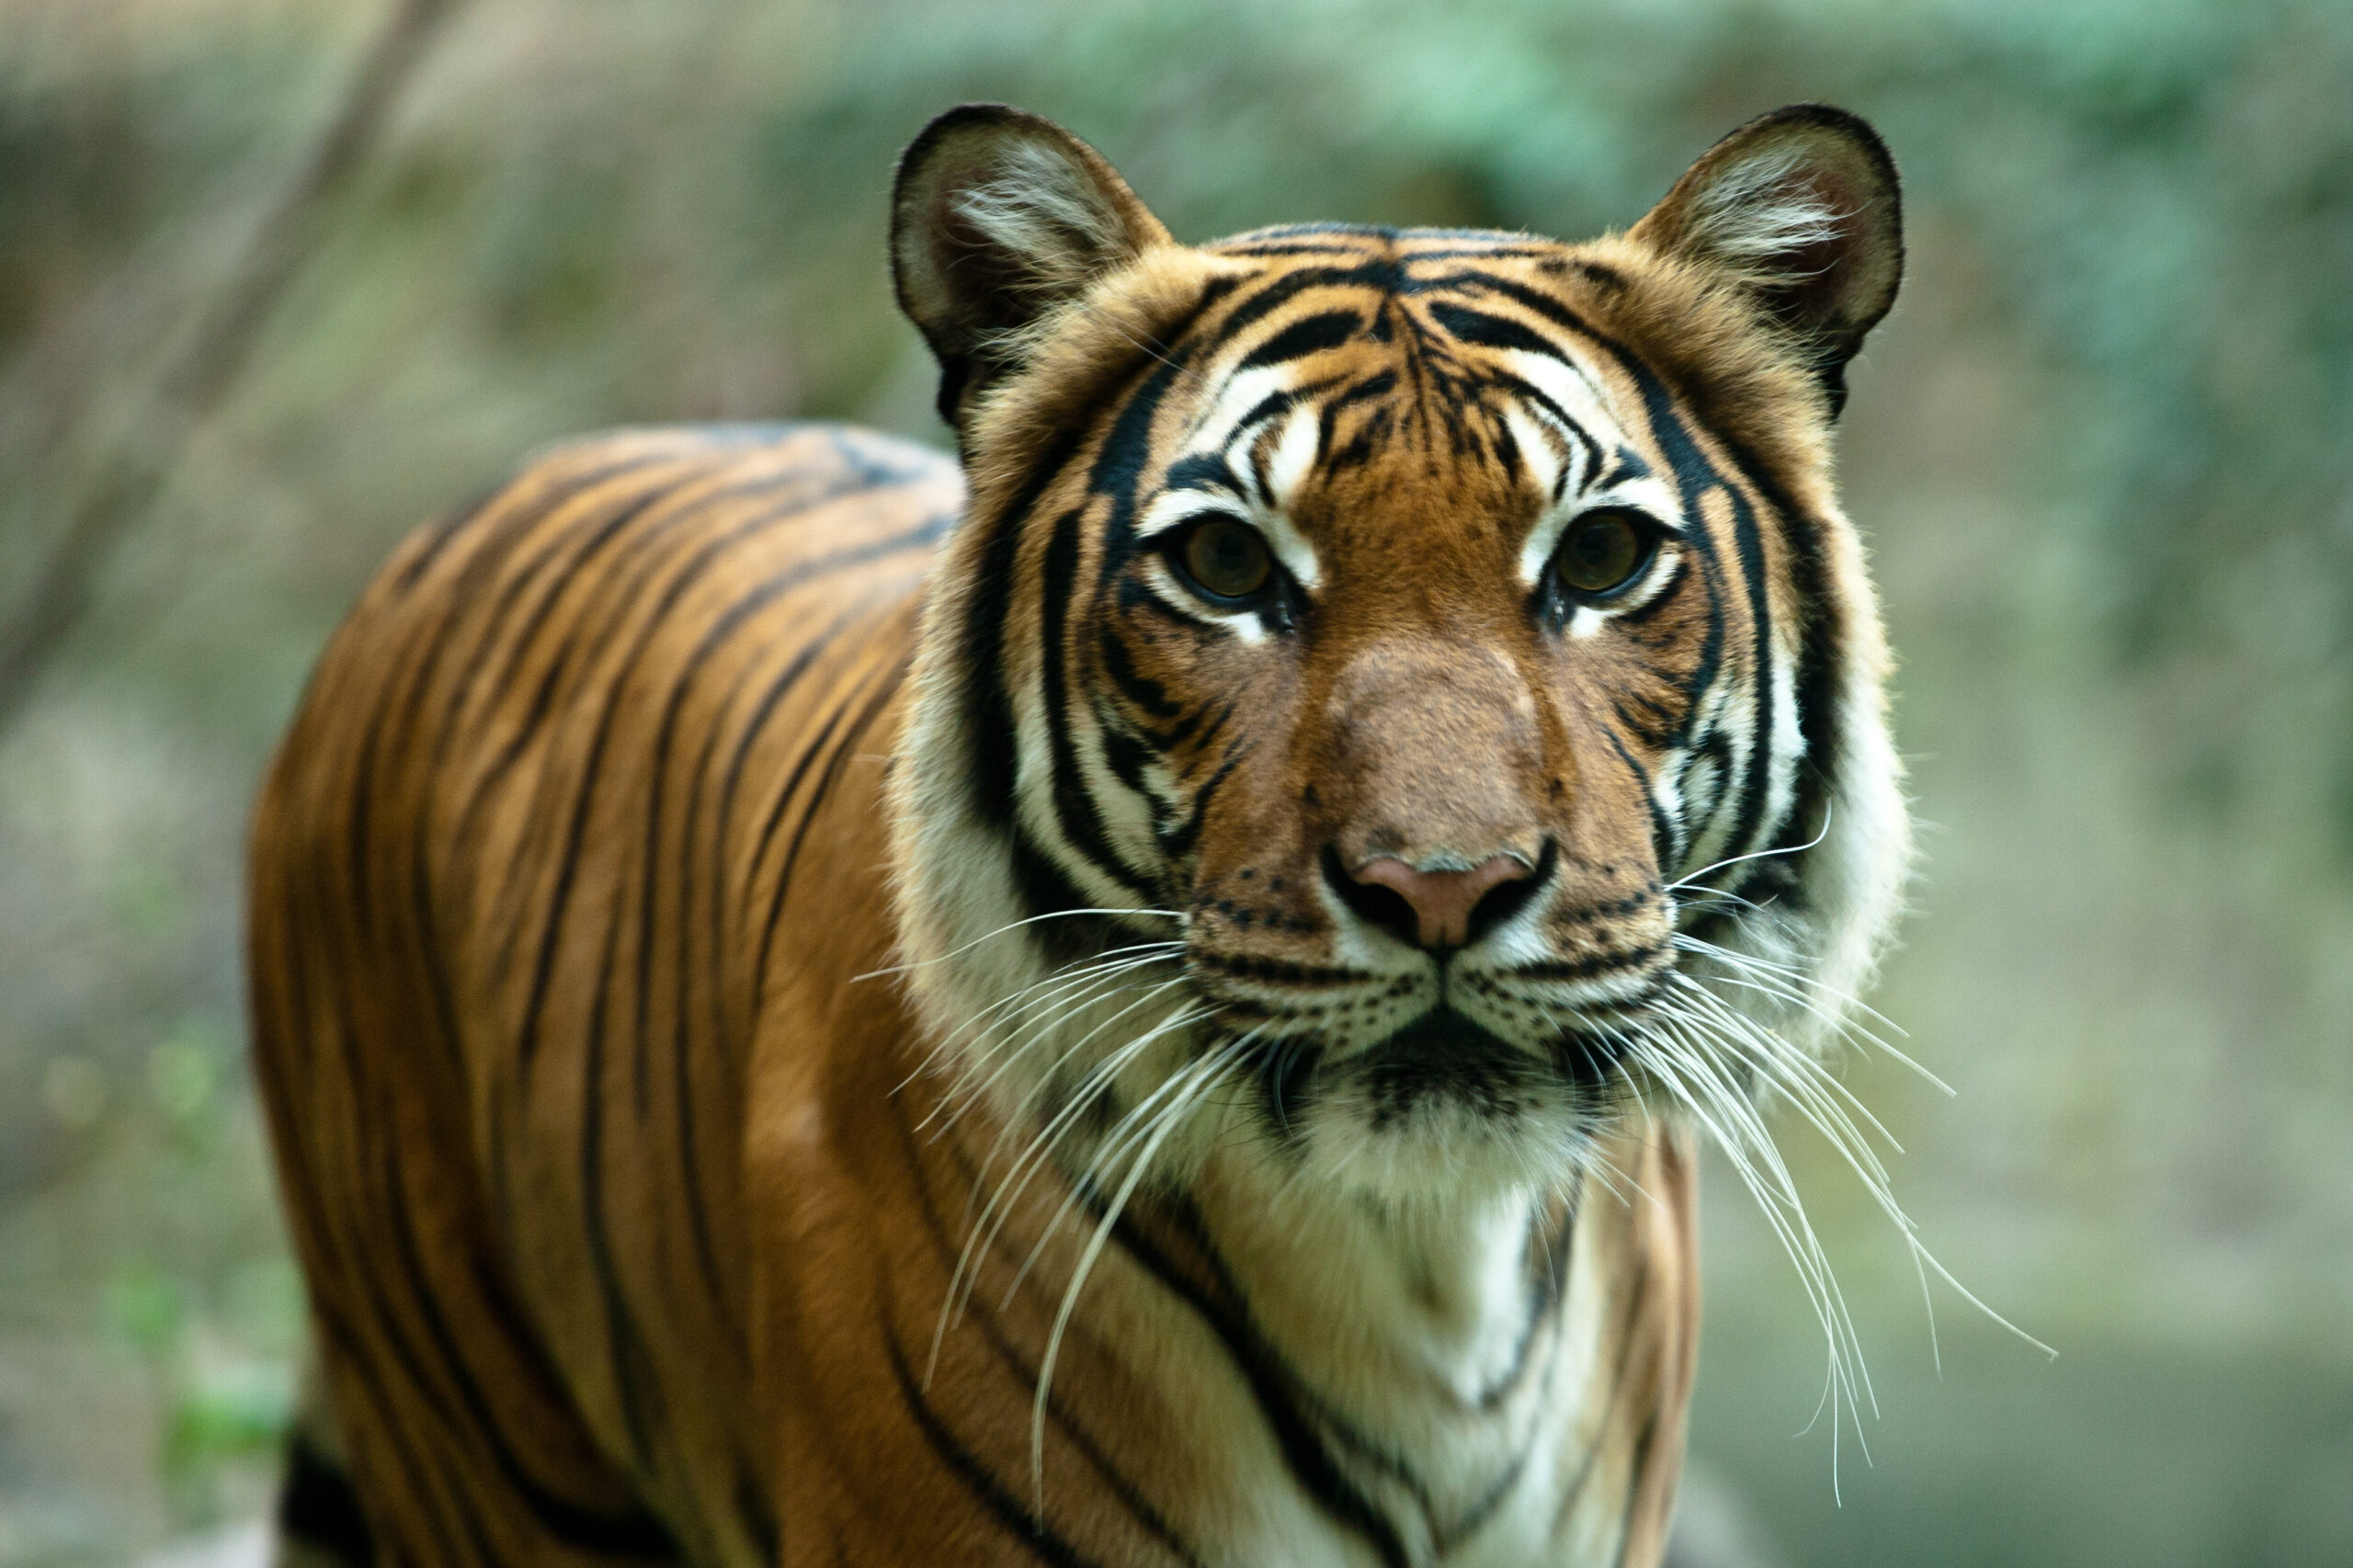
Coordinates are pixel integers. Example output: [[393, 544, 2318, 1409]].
[[1350, 854, 1532, 950]]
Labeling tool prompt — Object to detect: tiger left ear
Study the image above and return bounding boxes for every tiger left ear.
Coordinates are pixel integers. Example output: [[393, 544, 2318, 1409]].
[[1629, 105, 1903, 415], [892, 104, 1174, 429]]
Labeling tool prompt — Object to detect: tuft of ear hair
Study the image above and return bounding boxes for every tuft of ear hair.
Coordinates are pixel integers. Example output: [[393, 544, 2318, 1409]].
[[892, 104, 1173, 428], [1630, 105, 1903, 416]]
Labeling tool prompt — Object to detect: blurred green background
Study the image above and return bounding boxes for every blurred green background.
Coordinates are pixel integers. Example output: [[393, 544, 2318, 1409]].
[[1, 0, 2348, 1562]]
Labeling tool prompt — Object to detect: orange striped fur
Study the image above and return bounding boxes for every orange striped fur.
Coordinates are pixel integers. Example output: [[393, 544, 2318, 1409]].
[[250, 104, 1908, 1566]]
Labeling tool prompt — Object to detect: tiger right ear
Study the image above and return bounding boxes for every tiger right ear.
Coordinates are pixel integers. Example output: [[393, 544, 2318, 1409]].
[[1629, 105, 1904, 416], [892, 104, 1173, 428]]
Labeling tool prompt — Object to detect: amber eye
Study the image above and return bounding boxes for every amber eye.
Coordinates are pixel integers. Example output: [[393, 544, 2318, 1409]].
[[1176, 516, 1275, 601], [1552, 511, 1649, 597]]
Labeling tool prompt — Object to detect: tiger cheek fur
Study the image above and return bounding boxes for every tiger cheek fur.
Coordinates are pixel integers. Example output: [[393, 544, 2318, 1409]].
[[251, 99, 1907, 1568]]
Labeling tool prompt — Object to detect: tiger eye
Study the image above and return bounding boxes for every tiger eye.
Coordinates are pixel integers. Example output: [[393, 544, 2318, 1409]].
[[1180, 517, 1274, 600], [1553, 513, 1646, 596]]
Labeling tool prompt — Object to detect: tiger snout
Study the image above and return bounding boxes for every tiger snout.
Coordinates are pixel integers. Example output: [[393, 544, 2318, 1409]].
[[1306, 637, 1558, 879], [1329, 846, 1544, 953]]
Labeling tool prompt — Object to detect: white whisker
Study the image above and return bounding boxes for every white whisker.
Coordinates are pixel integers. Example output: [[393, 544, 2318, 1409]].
[[1029, 1036, 1245, 1517], [926, 985, 1203, 1380], [857, 908, 1184, 983], [1666, 804, 1834, 894]]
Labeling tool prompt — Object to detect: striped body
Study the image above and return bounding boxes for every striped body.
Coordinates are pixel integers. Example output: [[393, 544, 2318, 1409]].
[[251, 104, 1911, 1568], [251, 426, 949, 1563], [251, 424, 1694, 1565]]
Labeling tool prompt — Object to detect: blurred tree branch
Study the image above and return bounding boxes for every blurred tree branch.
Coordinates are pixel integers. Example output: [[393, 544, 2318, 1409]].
[[0, 0, 465, 736]]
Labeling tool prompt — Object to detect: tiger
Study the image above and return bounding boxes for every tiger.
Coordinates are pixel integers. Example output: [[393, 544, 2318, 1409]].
[[246, 100, 1908, 1568]]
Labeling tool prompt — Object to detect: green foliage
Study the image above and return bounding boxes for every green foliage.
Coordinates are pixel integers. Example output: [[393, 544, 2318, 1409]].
[[162, 1359, 295, 1480], [103, 1261, 187, 1358], [106, 1254, 301, 1528]]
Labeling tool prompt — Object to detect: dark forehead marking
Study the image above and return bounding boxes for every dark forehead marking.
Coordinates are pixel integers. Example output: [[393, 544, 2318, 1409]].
[[1148, 256, 1640, 508], [1239, 310, 1366, 369], [1206, 263, 1412, 344], [1191, 232, 1595, 368], [1424, 299, 1569, 364]]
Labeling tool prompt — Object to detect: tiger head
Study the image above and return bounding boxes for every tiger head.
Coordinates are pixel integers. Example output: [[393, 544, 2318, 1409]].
[[887, 104, 1909, 1208]]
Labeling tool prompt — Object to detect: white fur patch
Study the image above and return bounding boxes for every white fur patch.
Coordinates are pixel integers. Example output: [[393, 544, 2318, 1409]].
[[954, 142, 1131, 295], [1681, 144, 1847, 281]]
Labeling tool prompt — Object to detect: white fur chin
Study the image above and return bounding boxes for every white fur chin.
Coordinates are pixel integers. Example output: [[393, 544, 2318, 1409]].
[[1167, 1067, 1608, 1216], [1301, 1109, 1599, 1210]]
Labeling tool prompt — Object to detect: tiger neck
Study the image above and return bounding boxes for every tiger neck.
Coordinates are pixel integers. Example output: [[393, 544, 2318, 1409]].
[[1177, 1154, 1576, 1421], [1075, 1147, 1598, 1565]]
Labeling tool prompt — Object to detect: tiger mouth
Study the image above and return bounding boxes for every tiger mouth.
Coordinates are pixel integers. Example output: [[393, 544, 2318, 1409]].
[[1374, 1005, 1523, 1062], [1372, 1005, 1631, 1090], [1250, 1005, 1633, 1134]]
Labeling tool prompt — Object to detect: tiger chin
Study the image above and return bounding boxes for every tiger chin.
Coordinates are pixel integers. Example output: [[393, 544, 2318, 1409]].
[[250, 101, 1909, 1568]]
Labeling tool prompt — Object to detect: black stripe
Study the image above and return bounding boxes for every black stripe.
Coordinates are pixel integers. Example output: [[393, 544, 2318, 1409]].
[[309, 932, 508, 1565], [882, 1329, 1112, 1568], [1239, 309, 1363, 369], [1108, 1206, 1416, 1568], [751, 652, 913, 994], [1208, 262, 1415, 358], [1096, 705, 1158, 802], [1608, 555, 1694, 634], [454, 460, 906, 903], [1610, 1410, 1667, 1568], [1038, 506, 1154, 897], [900, 1105, 1210, 1568], [1218, 387, 1307, 462], [631, 524, 934, 1118], [1158, 450, 1247, 501], [580, 901, 665, 1473], [1609, 692, 1681, 752], [1426, 299, 1568, 362], [1603, 728, 1682, 876], [369, 1138, 680, 1557], [680, 585, 905, 1364], [454, 477, 795, 995], [1096, 627, 1181, 721], [1715, 434, 1840, 888], [1483, 367, 1602, 480], [306, 1301, 491, 1565], [958, 426, 1088, 830], [735, 1463, 780, 1568], [1308, 369, 1402, 467], [1473, 1221, 1569, 1415], [1116, 576, 1222, 635], [392, 478, 506, 596], [1629, 396, 1777, 876], [957, 278, 1231, 831], [1089, 349, 1190, 557], [1156, 741, 1242, 862], [517, 515, 940, 1070]]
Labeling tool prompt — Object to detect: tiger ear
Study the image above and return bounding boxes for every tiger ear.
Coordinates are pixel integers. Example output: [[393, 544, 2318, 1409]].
[[1629, 105, 1903, 415], [892, 104, 1174, 427]]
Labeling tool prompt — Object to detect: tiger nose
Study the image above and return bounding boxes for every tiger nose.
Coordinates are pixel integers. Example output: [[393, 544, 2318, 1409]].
[[1345, 854, 1535, 952]]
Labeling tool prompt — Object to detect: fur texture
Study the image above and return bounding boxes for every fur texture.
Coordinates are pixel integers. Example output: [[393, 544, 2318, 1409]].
[[250, 103, 1908, 1568]]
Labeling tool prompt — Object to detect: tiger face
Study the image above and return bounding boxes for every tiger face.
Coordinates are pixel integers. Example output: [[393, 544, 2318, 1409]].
[[890, 106, 1909, 1208]]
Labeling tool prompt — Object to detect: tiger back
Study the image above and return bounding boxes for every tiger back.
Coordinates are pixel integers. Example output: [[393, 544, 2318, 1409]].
[[249, 103, 1908, 1567]]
